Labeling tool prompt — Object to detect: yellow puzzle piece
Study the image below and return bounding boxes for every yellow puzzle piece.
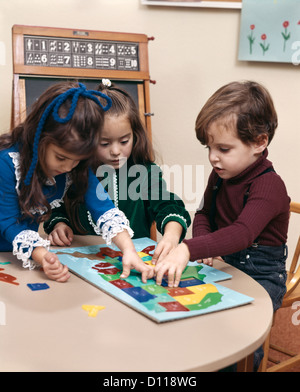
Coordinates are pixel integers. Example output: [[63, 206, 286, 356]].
[[173, 284, 219, 306], [82, 304, 105, 317]]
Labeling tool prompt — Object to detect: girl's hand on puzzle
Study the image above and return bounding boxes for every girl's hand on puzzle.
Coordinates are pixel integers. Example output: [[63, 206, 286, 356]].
[[120, 249, 154, 284], [154, 242, 190, 288], [41, 251, 71, 282], [48, 222, 73, 246]]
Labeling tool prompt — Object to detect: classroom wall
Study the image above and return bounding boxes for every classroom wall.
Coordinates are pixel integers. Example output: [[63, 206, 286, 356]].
[[0, 0, 299, 258]]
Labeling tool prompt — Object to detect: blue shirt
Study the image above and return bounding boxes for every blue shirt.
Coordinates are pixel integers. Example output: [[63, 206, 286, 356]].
[[0, 145, 131, 268]]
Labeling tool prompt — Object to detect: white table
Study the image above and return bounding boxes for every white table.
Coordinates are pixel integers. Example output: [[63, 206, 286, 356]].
[[0, 235, 273, 372]]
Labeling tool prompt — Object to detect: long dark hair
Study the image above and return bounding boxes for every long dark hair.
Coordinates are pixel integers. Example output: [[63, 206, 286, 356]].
[[0, 81, 105, 223]]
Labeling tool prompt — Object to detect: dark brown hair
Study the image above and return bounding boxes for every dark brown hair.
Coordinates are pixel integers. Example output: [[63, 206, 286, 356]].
[[97, 82, 154, 164], [0, 81, 104, 224], [195, 81, 278, 146]]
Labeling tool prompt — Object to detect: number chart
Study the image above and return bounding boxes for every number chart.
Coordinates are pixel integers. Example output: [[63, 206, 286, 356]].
[[11, 25, 153, 141], [23, 35, 139, 71]]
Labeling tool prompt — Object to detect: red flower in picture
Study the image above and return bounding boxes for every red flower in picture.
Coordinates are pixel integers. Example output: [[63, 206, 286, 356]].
[[281, 20, 291, 52], [260, 34, 269, 55], [248, 24, 256, 54]]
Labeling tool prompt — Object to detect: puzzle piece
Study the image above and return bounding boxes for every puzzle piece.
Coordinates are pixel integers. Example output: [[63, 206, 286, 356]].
[[137, 252, 149, 259], [100, 272, 122, 281], [96, 267, 121, 275], [92, 262, 114, 269], [160, 277, 205, 288], [185, 292, 223, 311], [0, 268, 19, 285], [158, 301, 190, 312], [27, 283, 50, 291], [141, 245, 155, 256], [181, 265, 206, 281], [82, 304, 105, 317], [167, 287, 193, 297], [122, 286, 157, 302], [174, 284, 219, 306], [96, 248, 123, 259], [142, 298, 167, 313], [109, 279, 134, 289], [143, 284, 168, 295]]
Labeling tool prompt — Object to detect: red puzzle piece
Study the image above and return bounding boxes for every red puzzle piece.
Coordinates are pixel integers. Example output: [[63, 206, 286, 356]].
[[141, 245, 155, 256], [97, 267, 121, 275], [96, 248, 123, 259], [92, 262, 114, 271], [0, 268, 19, 286], [109, 279, 134, 289], [158, 301, 190, 312]]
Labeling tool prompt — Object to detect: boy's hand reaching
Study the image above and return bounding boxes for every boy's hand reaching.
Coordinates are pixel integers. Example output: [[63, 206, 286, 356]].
[[197, 256, 223, 266], [48, 222, 73, 246], [151, 221, 182, 265], [154, 242, 190, 288]]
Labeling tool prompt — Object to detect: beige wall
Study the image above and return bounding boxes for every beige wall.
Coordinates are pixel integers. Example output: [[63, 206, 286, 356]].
[[0, 0, 299, 257]]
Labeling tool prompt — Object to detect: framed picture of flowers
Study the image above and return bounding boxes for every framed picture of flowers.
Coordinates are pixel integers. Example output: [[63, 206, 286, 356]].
[[238, 0, 300, 64]]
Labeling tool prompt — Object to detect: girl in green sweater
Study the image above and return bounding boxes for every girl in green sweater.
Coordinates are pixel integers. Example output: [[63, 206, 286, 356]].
[[44, 80, 190, 264]]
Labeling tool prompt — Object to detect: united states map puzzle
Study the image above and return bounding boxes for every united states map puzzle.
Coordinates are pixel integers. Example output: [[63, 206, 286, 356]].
[[52, 237, 253, 322]]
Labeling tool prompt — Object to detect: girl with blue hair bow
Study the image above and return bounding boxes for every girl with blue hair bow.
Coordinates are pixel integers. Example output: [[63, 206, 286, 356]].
[[0, 81, 153, 283]]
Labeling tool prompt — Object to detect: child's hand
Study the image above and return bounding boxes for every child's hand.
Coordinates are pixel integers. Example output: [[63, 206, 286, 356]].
[[151, 236, 178, 265], [41, 251, 71, 282], [48, 222, 73, 246], [152, 221, 182, 265], [154, 242, 190, 288], [197, 256, 223, 266], [120, 249, 154, 283], [198, 257, 214, 266]]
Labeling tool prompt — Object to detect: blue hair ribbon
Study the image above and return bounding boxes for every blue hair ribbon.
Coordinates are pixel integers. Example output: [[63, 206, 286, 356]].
[[24, 83, 111, 185]]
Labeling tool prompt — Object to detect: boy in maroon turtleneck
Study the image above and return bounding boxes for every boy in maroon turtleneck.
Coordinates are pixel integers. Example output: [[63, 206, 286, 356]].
[[155, 81, 290, 314]]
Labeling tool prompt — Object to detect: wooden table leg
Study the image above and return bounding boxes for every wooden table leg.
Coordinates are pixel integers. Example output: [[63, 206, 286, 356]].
[[237, 353, 254, 372]]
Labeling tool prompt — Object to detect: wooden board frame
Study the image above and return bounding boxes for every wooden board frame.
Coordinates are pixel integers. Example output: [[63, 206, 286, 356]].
[[11, 25, 153, 139]]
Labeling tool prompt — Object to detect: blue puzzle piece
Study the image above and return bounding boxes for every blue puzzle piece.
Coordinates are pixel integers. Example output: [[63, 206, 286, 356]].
[[27, 283, 50, 291], [160, 277, 205, 288], [122, 286, 157, 302]]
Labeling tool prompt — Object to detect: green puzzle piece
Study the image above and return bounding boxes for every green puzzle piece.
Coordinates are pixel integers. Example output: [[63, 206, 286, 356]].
[[181, 265, 206, 281], [100, 272, 122, 281], [143, 284, 168, 295], [186, 292, 223, 311]]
